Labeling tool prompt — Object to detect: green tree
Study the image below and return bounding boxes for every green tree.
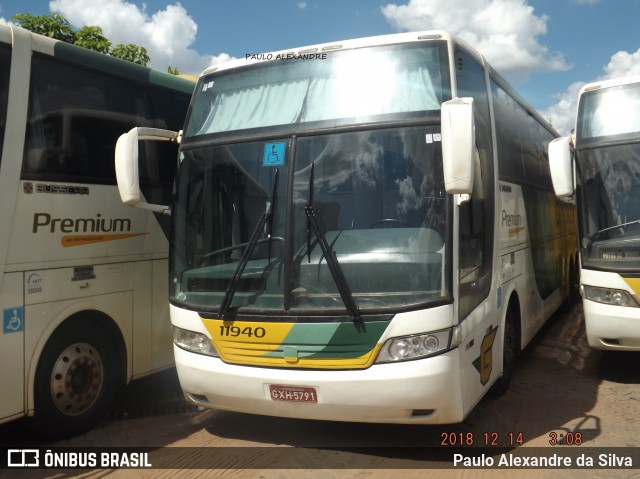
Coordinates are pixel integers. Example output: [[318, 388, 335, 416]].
[[74, 26, 111, 54], [12, 13, 75, 43], [111, 43, 150, 66], [12, 12, 150, 66], [167, 66, 180, 75]]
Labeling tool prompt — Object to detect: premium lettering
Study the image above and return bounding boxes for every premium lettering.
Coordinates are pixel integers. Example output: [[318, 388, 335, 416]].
[[33, 213, 131, 233], [501, 210, 522, 227]]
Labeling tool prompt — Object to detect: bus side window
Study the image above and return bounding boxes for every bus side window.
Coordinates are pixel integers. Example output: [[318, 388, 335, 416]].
[[21, 54, 150, 184], [455, 50, 495, 320], [0, 46, 10, 159]]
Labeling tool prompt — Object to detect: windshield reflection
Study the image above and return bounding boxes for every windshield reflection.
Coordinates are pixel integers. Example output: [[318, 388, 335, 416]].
[[577, 143, 640, 268], [171, 125, 451, 314]]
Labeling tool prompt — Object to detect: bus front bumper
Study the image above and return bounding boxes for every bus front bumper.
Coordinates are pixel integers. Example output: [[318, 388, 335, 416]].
[[583, 299, 640, 350], [173, 345, 465, 424]]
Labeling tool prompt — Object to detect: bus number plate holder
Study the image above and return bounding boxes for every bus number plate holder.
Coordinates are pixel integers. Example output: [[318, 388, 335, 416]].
[[269, 385, 318, 403]]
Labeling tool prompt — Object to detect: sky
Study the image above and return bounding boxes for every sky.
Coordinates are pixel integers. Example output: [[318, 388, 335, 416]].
[[1, 0, 640, 135]]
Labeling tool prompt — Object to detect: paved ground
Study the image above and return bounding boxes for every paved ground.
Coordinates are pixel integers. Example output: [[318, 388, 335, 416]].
[[1, 301, 639, 478]]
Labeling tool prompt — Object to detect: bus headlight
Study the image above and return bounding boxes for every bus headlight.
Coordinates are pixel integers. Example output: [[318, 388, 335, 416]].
[[375, 329, 451, 363], [172, 325, 220, 357], [583, 286, 639, 307]]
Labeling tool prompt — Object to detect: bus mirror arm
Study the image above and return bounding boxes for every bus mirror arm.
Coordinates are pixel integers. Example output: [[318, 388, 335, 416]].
[[441, 97, 475, 196], [548, 136, 576, 204], [115, 127, 180, 215]]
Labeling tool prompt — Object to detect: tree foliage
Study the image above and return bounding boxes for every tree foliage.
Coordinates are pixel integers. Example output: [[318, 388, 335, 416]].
[[111, 43, 150, 66], [74, 26, 111, 55], [12, 13, 150, 66], [12, 13, 75, 43]]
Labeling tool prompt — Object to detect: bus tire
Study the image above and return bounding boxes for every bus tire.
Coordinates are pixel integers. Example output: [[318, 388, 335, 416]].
[[568, 259, 580, 304], [32, 319, 118, 439], [490, 306, 517, 397]]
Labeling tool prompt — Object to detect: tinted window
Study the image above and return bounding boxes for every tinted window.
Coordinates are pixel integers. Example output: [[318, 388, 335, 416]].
[[455, 50, 495, 318], [492, 79, 554, 190], [21, 54, 186, 185]]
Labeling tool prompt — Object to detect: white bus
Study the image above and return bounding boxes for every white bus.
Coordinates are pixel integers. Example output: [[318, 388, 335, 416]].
[[550, 76, 640, 351], [117, 31, 577, 424], [0, 24, 193, 438]]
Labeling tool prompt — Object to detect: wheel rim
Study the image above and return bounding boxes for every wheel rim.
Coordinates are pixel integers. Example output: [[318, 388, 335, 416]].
[[50, 342, 103, 416]]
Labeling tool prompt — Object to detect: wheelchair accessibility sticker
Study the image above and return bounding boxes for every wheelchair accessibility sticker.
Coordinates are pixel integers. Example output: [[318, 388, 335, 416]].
[[263, 142, 286, 166], [3, 307, 24, 334]]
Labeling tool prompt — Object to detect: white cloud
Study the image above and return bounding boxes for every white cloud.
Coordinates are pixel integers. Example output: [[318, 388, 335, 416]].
[[541, 81, 585, 135], [543, 48, 640, 135], [603, 49, 640, 78], [298, 2, 308, 9], [381, 0, 569, 81], [48, 0, 234, 75]]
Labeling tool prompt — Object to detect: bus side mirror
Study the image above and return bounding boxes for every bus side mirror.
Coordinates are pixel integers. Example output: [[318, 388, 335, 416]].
[[115, 127, 180, 214], [441, 97, 475, 196], [548, 136, 575, 204]]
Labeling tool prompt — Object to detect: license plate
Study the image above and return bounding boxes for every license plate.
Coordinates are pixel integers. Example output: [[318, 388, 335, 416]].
[[269, 385, 318, 403]]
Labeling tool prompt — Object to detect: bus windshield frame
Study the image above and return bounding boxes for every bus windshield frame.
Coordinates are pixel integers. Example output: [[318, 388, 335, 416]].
[[171, 41, 454, 317]]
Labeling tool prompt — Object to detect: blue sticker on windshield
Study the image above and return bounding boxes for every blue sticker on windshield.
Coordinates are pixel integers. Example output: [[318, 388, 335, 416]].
[[264, 142, 286, 166]]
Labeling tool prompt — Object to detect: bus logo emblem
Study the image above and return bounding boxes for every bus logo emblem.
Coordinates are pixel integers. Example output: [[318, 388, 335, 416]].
[[473, 326, 498, 385]]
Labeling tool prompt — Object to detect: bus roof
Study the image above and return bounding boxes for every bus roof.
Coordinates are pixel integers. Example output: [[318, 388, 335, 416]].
[[1, 24, 194, 95], [202, 30, 469, 76], [580, 75, 640, 96], [198, 28, 556, 137]]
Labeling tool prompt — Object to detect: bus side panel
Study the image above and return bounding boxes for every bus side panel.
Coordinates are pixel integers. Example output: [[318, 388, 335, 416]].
[[151, 259, 172, 370], [457, 296, 502, 415], [0, 272, 25, 423], [131, 259, 172, 376], [8, 183, 169, 267]]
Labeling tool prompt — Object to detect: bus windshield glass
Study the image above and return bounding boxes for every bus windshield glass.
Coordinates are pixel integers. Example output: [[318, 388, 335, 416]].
[[576, 143, 640, 270], [184, 42, 449, 137], [577, 83, 640, 145], [576, 84, 640, 270], [172, 125, 450, 314]]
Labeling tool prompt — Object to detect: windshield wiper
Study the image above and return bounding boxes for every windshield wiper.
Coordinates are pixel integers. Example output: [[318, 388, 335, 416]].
[[218, 169, 279, 318], [304, 162, 364, 331], [584, 218, 640, 249]]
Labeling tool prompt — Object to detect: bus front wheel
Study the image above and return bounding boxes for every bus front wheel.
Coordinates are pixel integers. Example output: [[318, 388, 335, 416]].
[[32, 319, 118, 439]]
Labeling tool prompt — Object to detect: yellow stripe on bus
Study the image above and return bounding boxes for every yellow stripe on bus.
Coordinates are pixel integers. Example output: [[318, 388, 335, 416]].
[[622, 277, 640, 297], [61, 233, 148, 247]]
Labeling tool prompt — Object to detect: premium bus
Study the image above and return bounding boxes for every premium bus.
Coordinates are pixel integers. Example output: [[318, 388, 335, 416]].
[[550, 75, 640, 350], [117, 31, 577, 424], [0, 24, 193, 437]]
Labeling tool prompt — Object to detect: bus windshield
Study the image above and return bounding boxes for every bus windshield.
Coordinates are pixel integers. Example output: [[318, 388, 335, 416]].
[[575, 84, 640, 270], [576, 143, 640, 270], [577, 83, 640, 144], [172, 125, 450, 314], [184, 42, 450, 137]]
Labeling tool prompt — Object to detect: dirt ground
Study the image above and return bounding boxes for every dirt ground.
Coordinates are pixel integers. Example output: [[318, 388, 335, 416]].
[[1, 301, 639, 479]]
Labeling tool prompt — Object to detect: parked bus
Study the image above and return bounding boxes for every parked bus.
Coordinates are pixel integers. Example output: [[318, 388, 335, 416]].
[[550, 76, 640, 351], [117, 31, 577, 424], [0, 24, 193, 438]]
